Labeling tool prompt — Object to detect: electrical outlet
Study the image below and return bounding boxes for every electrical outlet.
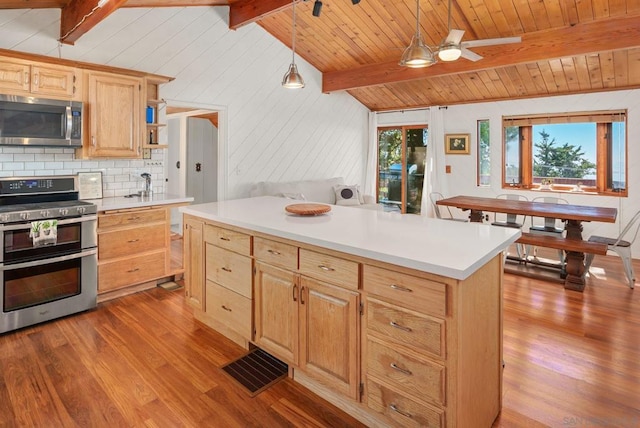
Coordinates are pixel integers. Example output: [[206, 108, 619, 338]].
[[143, 148, 151, 159]]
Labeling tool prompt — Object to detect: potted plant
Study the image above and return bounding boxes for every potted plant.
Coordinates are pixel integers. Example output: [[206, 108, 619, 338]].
[[540, 178, 553, 190]]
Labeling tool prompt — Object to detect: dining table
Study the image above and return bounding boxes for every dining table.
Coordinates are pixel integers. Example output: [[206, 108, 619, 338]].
[[436, 195, 618, 290]]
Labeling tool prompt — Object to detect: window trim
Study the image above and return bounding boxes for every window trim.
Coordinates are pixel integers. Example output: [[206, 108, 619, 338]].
[[502, 110, 627, 197]]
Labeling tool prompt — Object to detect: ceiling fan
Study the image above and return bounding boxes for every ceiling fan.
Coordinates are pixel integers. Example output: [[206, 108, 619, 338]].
[[436, 0, 521, 62], [399, 0, 521, 67]]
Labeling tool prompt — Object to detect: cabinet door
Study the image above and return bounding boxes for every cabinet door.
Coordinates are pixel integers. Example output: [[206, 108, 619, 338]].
[[183, 216, 205, 310], [31, 64, 78, 98], [0, 59, 30, 92], [254, 261, 299, 365], [299, 276, 360, 399], [87, 72, 142, 158]]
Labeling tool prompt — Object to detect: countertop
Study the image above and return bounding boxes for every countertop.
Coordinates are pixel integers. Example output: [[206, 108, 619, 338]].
[[89, 193, 194, 211], [180, 196, 521, 280]]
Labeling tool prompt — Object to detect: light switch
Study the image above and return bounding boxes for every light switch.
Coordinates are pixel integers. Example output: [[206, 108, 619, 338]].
[[446, 165, 451, 173]]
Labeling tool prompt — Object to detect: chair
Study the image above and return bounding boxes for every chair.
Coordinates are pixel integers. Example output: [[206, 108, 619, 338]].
[[491, 194, 528, 260], [429, 192, 469, 222], [585, 209, 640, 289], [527, 196, 569, 266]]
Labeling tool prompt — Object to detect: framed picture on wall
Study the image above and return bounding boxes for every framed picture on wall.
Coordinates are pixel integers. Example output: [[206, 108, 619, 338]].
[[445, 133, 470, 154]]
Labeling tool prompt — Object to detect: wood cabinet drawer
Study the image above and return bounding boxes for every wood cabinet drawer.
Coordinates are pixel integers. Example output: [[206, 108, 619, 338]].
[[206, 280, 252, 340], [367, 336, 445, 406], [363, 265, 446, 317], [366, 379, 444, 428], [99, 249, 165, 292], [99, 208, 166, 229], [367, 298, 445, 358], [98, 223, 165, 260], [254, 237, 297, 270], [205, 244, 252, 298], [204, 224, 251, 256], [299, 248, 359, 290]]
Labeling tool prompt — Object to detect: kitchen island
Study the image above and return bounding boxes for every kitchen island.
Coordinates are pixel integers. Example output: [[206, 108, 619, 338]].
[[180, 196, 520, 427]]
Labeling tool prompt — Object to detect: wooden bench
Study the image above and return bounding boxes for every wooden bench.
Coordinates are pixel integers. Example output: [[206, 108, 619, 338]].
[[516, 232, 608, 255]]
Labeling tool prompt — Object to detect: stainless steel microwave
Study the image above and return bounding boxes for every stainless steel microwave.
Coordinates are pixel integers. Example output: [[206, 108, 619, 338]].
[[0, 94, 83, 147]]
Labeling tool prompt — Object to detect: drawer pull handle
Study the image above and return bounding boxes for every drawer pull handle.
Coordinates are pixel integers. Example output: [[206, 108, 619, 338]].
[[127, 268, 140, 273], [293, 284, 298, 302], [390, 284, 413, 292], [127, 216, 141, 221], [221, 267, 232, 272], [390, 363, 412, 376], [267, 249, 281, 255], [389, 404, 412, 419], [318, 265, 335, 272], [300, 286, 305, 305], [127, 239, 139, 243], [221, 305, 232, 312], [219, 237, 231, 241], [389, 321, 412, 332]]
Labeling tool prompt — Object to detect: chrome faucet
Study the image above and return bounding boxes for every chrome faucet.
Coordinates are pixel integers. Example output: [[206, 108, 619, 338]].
[[141, 172, 152, 196]]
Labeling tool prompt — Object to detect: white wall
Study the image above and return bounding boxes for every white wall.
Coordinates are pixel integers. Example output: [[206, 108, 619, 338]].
[[0, 7, 370, 199]]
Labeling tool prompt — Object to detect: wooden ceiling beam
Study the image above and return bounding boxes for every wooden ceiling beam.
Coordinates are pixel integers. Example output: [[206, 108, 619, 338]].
[[323, 14, 640, 93], [229, 0, 295, 30], [60, 0, 127, 45]]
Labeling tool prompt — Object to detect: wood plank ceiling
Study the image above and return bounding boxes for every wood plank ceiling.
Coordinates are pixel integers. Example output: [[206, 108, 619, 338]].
[[3, 0, 640, 111]]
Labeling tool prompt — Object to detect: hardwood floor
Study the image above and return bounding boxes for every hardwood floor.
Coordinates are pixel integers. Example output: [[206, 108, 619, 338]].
[[0, 245, 638, 427]]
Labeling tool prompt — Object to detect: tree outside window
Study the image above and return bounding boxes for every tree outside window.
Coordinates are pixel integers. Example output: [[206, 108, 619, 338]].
[[377, 126, 427, 213], [502, 111, 626, 195]]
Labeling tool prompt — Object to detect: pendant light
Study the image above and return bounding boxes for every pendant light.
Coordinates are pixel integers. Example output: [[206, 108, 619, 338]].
[[437, 0, 462, 61], [282, 0, 305, 89], [399, 0, 436, 68]]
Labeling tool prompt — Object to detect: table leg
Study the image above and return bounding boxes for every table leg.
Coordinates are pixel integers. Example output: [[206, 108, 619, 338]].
[[469, 209, 484, 223], [563, 220, 586, 291]]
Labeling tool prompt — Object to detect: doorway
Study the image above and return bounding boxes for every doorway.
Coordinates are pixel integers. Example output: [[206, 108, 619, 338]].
[[164, 101, 227, 234]]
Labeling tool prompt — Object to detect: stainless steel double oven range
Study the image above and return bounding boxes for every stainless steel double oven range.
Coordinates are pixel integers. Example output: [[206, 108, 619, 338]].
[[0, 176, 97, 334]]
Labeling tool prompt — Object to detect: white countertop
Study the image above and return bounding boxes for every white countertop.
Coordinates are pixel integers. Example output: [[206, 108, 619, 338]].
[[89, 193, 194, 211], [180, 196, 521, 280]]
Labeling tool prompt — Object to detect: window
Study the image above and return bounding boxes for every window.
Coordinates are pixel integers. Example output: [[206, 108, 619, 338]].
[[477, 119, 490, 186], [502, 110, 627, 196], [377, 126, 427, 214]]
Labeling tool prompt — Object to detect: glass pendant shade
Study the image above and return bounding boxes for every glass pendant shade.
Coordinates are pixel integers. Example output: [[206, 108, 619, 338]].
[[438, 44, 462, 61], [400, 36, 436, 68], [282, 63, 305, 88]]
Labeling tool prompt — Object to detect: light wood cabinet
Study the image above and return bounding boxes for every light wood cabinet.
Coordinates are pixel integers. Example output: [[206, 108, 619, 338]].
[[82, 71, 143, 158], [362, 257, 503, 427], [143, 76, 169, 149], [184, 215, 205, 310], [0, 57, 80, 99], [98, 207, 169, 299], [254, 243, 361, 400]]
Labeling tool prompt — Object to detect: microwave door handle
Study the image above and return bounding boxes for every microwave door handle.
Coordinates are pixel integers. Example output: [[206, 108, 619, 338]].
[[65, 105, 73, 140]]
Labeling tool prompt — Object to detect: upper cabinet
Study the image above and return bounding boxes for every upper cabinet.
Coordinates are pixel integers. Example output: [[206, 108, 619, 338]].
[[0, 48, 173, 159], [82, 71, 143, 159], [0, 57, 81, 100]]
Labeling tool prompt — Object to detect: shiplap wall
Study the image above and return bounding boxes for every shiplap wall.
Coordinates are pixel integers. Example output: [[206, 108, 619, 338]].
[[0, 7, 369, 198]]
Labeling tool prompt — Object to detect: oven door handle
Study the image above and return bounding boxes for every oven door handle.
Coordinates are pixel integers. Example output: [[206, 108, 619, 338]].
[[0, 214, 97, 232], [0, 248, 96, 271]]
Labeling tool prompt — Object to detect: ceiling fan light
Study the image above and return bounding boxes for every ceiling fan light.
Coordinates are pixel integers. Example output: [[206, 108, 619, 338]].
[[438, 44, 462, 61], [282, 63, 305, 88]]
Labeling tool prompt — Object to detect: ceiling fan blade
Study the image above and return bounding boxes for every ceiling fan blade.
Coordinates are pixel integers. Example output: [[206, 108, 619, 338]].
[[460, 47, 483, 62], [444, 29, 464, 45], [461, 36, 521, 48]]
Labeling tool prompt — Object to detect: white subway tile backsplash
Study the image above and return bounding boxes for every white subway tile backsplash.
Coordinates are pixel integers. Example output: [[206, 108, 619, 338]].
[[0, 147, 165, 196], [13, 154, 35, 161]]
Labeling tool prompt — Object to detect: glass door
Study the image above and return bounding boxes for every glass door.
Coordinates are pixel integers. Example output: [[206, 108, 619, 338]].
[[377, 126, 427, 214]]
